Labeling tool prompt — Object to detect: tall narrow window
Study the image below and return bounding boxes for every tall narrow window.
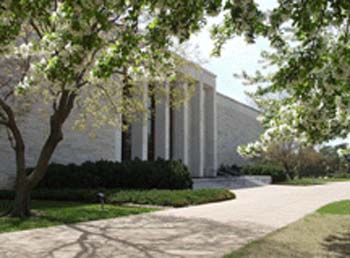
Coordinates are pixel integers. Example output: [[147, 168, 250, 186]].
[[121, 78, 132, 161], [169, 82, 175, 159], [148, 84, 156, 160], [169, 106, 174, 159], [121, 123, 132, 161]]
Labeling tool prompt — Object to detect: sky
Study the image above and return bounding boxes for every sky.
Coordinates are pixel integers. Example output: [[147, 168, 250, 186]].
[[187, 0, 348, 146], [188, 0, 278, 106]]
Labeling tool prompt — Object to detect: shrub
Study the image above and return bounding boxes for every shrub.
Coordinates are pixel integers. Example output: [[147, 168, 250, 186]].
[[0, 188, 235, 207], [241, 164, 287, 183], [298, 164, 328, 178], [0, 189, 101, 203], [218, 164, 241, 176], [332, 172, 350, 179], [108, 189, 236, 207], [37, 159, 192, 190]]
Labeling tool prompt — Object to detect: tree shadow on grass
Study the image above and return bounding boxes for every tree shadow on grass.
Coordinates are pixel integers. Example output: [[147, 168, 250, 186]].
[[322, 231, 350, 257]]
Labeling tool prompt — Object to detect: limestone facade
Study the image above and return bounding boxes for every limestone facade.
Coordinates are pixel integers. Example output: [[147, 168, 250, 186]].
[[0, 65, 262, 189]]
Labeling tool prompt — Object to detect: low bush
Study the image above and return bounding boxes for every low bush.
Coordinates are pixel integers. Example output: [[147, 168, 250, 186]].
[[218, 164, 241, 176], [108, 189, 235, 207], [332, 172, 350, 179], [0, 188, 235, 207], [37, 159, 192, 190], [298, 165, 328, 178], [241, 164, 287, 183]]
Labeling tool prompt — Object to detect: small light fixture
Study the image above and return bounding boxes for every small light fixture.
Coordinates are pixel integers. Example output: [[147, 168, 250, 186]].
[[97, 192, 105, 211]]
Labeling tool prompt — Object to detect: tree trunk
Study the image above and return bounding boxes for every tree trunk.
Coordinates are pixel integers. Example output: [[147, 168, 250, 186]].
[[9, 133, 62, 218], [283, 163, 293, 180], [10, 184, 31, 218], [5, 91, 75, 218]]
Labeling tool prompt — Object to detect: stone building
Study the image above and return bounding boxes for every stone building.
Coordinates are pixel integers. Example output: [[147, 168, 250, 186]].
[[0, 64, 262, 189]]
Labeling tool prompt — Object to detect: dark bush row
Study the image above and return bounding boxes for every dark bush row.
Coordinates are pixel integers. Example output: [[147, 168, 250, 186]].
[[0, 189, 101, 203], [218, 164, 242, 176], [36, 159, 192, 190], [241, 164, 287, 183]]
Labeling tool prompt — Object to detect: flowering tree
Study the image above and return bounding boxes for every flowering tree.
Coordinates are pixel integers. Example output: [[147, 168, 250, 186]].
[[212, 1, 350, 159], [0, 0, 264, 217], [7, 0, 347, 217], [0, 0, 210, 217]]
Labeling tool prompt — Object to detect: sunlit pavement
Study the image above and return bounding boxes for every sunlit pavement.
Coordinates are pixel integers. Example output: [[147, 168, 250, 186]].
[[1, 182, 349, 258]]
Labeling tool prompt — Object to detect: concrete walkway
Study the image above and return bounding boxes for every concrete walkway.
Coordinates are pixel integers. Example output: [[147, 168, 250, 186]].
[[1, 182, 350, 258]]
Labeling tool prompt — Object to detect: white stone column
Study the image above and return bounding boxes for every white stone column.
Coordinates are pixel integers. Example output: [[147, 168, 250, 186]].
[[190, 81, 204, 177], [204, 86, 217, 177], [131, 83, 148, 160], [173, 82, 189, 165], [155, 82, 170, 159]]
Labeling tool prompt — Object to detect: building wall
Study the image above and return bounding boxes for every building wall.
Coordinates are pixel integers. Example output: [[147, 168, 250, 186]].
[[0, 65, 263, 189], [0, 91, 263, 189], [0, 106, 120, 189], [0, 65, 217, 189], [216, 93, 263, 167]]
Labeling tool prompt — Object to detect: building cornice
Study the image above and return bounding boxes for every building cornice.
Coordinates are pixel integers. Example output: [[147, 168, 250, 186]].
[[216, 92, 260, 113]]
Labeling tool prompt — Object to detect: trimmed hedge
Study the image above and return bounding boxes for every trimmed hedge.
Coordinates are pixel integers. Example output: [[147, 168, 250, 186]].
[[108, 189, 235, 207], [241, 164, 287, 183], [36, 159, 192, 190], [0, 188, 236, 207], [218, 164, 241, 176]]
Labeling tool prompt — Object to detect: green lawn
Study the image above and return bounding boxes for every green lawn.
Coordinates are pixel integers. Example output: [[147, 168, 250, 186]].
[[0, 188, 235, 234], [0, 188, 236, 207], [317, 200, 350, 215], [225, 200, 350, 258], [0, 200, 156, 234], [278, 177, 350, 186]]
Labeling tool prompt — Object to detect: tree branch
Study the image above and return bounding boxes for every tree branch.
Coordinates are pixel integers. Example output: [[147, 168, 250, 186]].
[[28, 91, 76, 188], [29, 20, 43, 39], [0, 97, 26, 179], [0, 98, 12, 120], [0, 109, 7, 120], [6, 128, 16, 150]]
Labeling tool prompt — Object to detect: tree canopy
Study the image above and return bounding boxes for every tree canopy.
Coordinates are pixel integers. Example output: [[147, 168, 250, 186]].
[[214, 1, 350, 157], [3, 0, 350, 217], [0, 0, 265, 217]]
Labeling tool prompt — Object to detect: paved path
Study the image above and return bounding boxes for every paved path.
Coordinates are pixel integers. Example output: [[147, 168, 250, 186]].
[[1, 182, 350, 258]]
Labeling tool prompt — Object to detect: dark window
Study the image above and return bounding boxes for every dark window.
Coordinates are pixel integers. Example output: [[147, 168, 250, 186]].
[[148, 85, 156, 160], [169, 82, 175, 159], [122, 81, 132, 161], [122, 122, 132, 161], [169, 106, 174, 159]]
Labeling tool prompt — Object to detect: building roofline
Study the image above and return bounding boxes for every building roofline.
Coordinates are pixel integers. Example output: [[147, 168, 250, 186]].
[[190, 62, 217, 78], [216, 92, 260, 113], [175, 54, 217, 79]]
